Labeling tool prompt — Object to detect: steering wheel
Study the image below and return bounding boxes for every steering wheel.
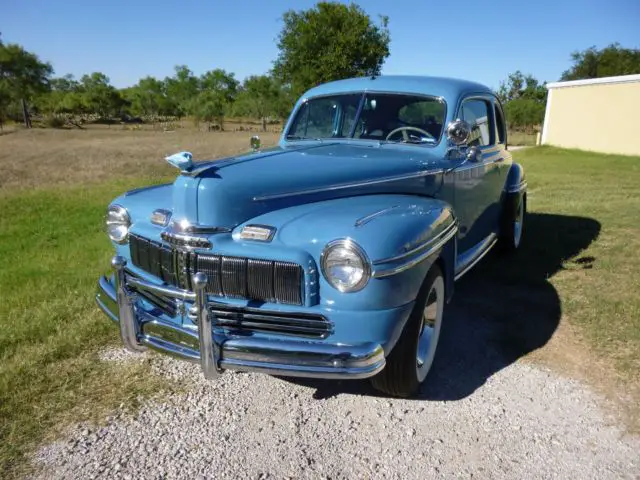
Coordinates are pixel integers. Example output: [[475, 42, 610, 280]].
[[385, 126, 434, 143]]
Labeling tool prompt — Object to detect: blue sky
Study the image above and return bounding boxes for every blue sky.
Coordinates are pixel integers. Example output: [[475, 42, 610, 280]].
[[3, 0, 639, 90]]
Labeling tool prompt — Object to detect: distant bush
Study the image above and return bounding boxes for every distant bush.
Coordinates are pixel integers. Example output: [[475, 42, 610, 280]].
[[44, 115, 66, 128]]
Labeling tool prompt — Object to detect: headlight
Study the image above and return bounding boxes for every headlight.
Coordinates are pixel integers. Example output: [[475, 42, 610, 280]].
[[321, 239, 371, 292], [105, 205, 131, 243]]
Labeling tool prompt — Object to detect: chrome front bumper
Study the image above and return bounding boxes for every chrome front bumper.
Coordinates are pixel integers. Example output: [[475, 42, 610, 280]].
[[95, 256, 386, 380]]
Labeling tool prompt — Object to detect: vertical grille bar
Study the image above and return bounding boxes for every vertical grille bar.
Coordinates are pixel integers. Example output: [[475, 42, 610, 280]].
[[138, 237, 151, 273], [221, 256, 247, 298], [274, 261, 303, 305], [130, 235, 141, 266], [247, 259, 275, 303], [196, 255, 223, 295], [159, 246, 174, 284], [148, 241, 162, 278]]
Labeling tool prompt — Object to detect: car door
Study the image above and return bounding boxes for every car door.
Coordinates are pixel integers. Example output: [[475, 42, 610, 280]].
[[453, 96, 505, 254]]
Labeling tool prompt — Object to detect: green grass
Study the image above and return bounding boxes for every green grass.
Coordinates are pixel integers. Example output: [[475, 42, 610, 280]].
[[0, 177, 175, 478], [516, 147, 640, 374]]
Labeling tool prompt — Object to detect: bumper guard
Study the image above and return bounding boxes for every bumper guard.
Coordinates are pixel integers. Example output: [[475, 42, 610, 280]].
[[96, 256, 385, 380]]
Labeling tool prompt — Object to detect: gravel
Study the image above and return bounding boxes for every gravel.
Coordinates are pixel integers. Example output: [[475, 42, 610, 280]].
[[32, 341, 639, 480]]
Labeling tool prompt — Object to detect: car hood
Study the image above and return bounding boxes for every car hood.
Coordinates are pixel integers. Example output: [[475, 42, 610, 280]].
[[171, 142, 445, 228]]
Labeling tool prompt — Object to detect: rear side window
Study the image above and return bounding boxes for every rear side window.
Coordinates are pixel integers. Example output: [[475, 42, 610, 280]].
[[494, 103, 506, 144], [460, 99, 493, 146]]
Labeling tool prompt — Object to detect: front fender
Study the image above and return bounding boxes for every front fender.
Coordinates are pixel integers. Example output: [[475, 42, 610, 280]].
[[239, 194, 456, 310]]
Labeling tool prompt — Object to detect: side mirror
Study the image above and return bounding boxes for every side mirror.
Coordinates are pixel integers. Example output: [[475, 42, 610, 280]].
[[446, 119, 472, 146], [250, 135, 261, 151]]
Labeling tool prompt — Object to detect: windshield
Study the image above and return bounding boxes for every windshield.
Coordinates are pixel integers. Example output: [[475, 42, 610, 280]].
[[286, 92, 446, 145]]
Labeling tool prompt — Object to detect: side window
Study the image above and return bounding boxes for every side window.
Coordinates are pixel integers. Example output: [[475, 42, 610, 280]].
[[494, 103, 506, 144], [460, 99, 493, 147]]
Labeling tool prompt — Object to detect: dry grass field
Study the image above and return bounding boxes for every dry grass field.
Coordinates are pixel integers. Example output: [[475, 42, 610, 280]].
[[0, 127, 280, 191]]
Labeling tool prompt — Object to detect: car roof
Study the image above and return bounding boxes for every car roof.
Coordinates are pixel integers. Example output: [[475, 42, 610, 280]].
[[301, 75, 494, 100]]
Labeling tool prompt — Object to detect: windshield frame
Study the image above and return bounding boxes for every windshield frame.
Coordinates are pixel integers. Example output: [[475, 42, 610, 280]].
[[284, 90, 448, 147]]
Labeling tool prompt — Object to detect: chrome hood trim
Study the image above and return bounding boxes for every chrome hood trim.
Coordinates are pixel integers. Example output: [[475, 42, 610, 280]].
[[252, 169, 443, 202]]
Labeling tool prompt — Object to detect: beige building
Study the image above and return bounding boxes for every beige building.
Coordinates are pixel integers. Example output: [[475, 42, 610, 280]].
[[541, 74, 640, 156]]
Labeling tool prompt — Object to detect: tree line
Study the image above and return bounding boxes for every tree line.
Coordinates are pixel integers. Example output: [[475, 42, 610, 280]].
[[497, 43, 640, 132], [1, 1, 639, 132]]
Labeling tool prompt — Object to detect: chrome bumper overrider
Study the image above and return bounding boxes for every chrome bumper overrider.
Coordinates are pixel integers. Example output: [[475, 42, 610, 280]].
[[95, 256, 386, 380]]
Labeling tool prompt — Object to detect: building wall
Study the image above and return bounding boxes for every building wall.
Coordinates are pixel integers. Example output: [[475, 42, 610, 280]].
[[542, 77, 640, 156]]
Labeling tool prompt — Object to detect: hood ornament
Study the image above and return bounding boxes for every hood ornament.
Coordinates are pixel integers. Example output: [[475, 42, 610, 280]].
[[165, 151, 194, 172]]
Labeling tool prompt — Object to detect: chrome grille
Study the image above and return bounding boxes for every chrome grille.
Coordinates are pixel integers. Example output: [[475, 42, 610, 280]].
[[210, 306, 330, 338], [129, 234, 304, 305]]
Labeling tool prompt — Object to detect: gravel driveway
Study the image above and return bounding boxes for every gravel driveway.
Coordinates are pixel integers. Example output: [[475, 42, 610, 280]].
[[32, 307, 639, 480]]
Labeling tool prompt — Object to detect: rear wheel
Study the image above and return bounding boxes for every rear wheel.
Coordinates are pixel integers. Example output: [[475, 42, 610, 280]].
[[371, 264, 445, 397], [498, 193, 526, 252]]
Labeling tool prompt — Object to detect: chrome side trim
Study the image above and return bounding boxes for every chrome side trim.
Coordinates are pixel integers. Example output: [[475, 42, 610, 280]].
[[354, 205, 400, 227], [372, 223, 458, 278], [505, 181, 527, 194], [373, 221, 457, 265], [252, 169, 443, 202], [454, 233, 497, 281]]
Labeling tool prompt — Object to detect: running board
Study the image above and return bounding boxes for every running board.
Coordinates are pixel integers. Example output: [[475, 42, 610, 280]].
[[454, 233, 497, 281]]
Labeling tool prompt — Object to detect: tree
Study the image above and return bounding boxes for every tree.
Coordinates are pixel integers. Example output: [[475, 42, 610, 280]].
[[189, 90, 226, 130], [273, 2, 390, 97], [80, 72, 122, 120], [196, 69, 239, 129], [125, 76, 170, 119], [561, 43, 640, 81], [165, 65, 199, 118], [497, 71, 547, 131], [0, 81, 9, 130], [497, 71, 547, 103], [0, 42, 53, 127], [233, 75, 284, 130]]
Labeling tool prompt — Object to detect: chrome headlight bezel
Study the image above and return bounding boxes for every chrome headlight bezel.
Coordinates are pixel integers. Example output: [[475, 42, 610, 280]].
[[320, 238, 371, 293], [105, 204, 131, 244]]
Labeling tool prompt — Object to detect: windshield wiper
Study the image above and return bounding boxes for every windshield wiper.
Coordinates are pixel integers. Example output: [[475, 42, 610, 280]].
[[285, 135, 323, 141]]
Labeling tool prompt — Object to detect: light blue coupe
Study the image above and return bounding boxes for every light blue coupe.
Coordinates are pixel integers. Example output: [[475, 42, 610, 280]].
[[96, 76, 527, 397]]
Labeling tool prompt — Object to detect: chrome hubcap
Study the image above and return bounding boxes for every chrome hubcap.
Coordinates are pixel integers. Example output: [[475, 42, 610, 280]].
[[514, 199, 524, 248], [416, 276, 444, 382]]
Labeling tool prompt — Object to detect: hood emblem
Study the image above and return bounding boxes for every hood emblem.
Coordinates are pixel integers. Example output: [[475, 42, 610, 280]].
[[165, 151, 194, 172]]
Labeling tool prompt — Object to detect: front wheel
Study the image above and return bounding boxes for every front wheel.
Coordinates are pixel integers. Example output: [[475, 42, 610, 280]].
[[370, 264, 445, 397]]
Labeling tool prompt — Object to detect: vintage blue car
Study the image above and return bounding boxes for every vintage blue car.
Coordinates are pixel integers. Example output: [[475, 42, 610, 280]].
[[96, 76, 526, 397]]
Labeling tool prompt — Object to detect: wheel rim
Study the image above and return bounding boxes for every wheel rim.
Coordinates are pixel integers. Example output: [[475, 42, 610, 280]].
[[416, 275, 444, 382], [513, 198, 524, 248]]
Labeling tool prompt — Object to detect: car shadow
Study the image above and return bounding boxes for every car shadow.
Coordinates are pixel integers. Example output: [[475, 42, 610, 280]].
[[277, 212, 601, 401]]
